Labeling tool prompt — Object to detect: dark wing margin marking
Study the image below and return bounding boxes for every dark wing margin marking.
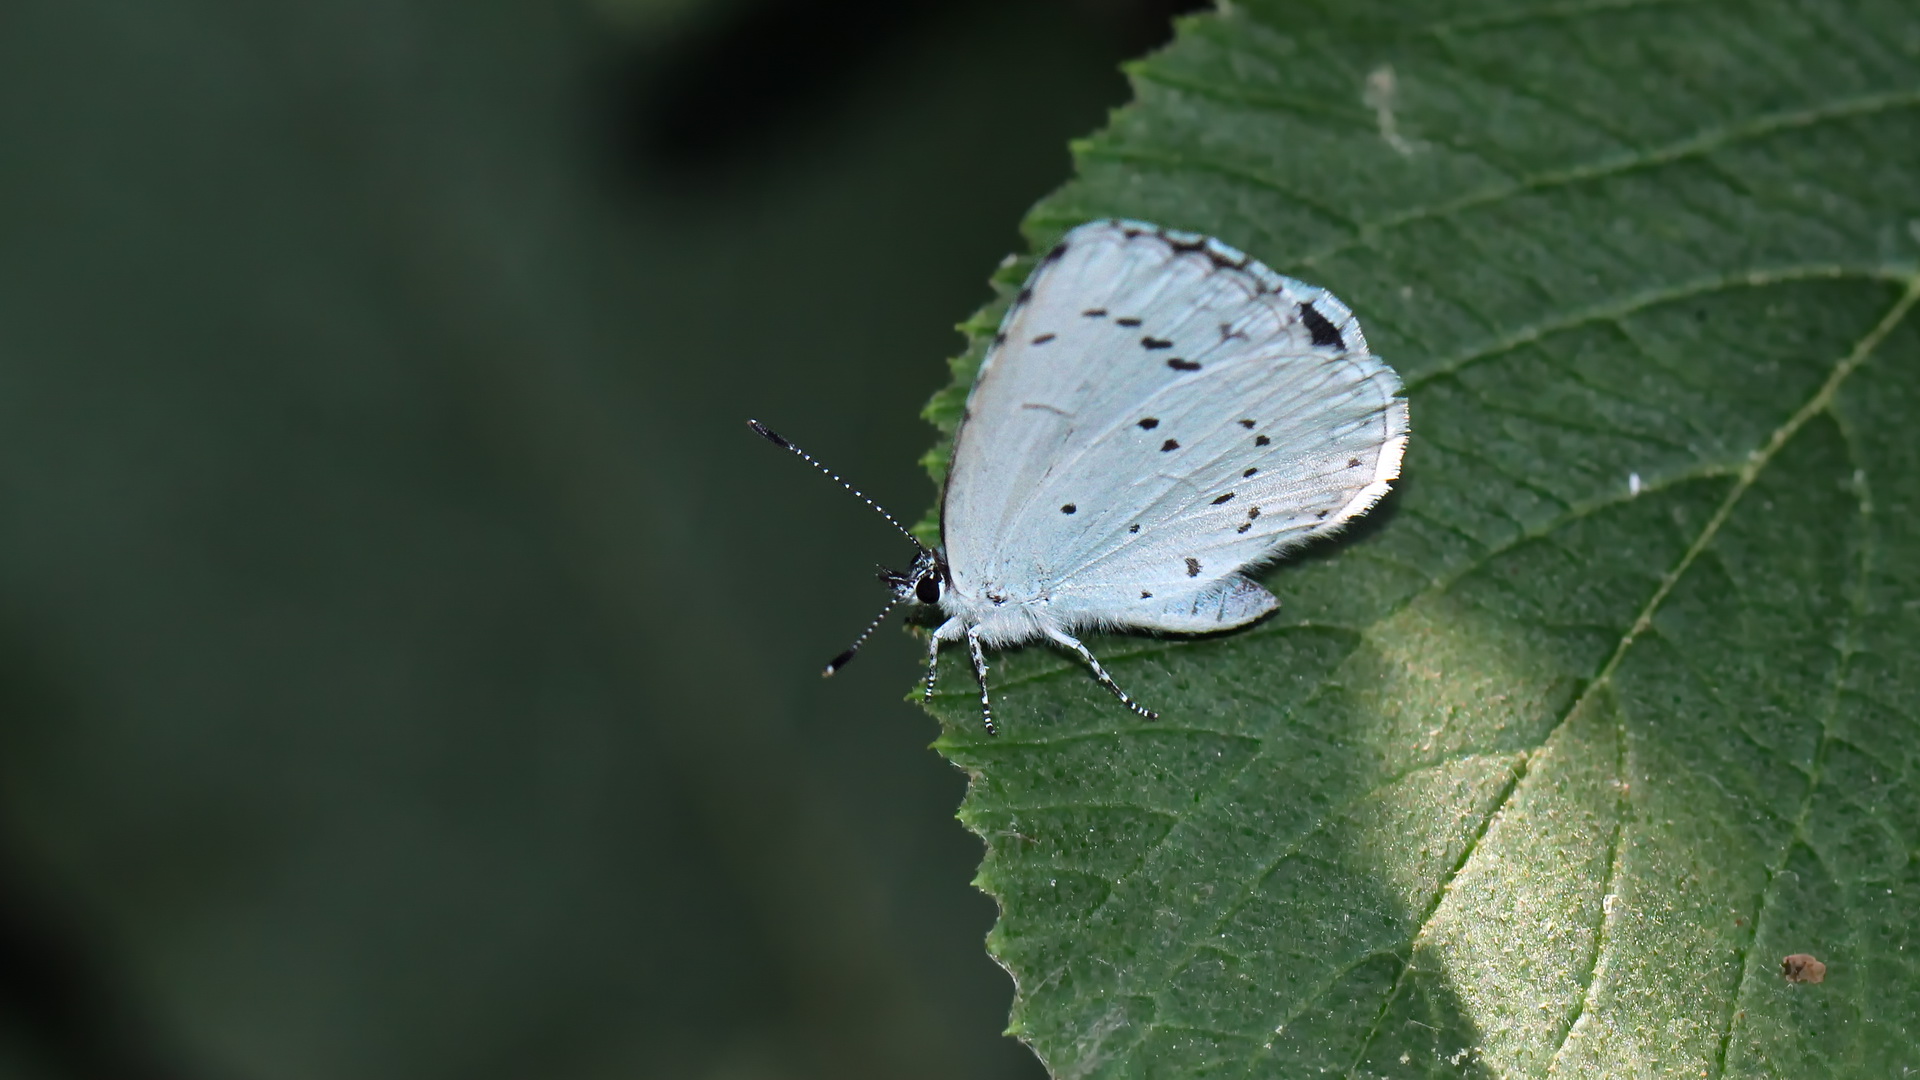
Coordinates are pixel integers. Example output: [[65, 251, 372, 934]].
[[1299, 302, 1343, 348]]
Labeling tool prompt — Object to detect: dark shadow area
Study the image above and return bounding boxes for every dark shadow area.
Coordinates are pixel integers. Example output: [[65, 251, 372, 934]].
[[605, 0, 1209, 184], [0, 638, 206, 1080], [615, 0, 944, 175], [0, 848, 202, 1080]]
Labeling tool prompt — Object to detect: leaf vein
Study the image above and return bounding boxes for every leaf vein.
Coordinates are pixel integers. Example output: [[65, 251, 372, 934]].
[[1708, 354, 1891, 1074], [1404, 264, 1909, 392], [1337, 758, 1530, 1078], [1543, 703, 1630, 1074], [1293, 88, 1920, 270]]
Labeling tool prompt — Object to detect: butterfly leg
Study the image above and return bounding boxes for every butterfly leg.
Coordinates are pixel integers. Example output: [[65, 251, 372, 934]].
[[965, 625, 998, 737], [924, 617, 961, 703], [1044, 627, 1159, 721]]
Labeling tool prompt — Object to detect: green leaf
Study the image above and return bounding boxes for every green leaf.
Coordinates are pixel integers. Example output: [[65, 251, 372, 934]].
[[917, 1, 1920, 1075]]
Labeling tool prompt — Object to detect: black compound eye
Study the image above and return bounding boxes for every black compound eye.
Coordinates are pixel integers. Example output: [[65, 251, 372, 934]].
[[915, 575, 941, 604]]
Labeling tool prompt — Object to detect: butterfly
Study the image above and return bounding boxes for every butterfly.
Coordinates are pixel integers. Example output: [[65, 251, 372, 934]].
[[752, 219, 1407, 734]]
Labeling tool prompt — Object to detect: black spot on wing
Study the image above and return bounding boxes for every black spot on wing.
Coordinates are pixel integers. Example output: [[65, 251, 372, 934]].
[[1140, 336, 1173, 350], [1116, 317, 1142, 327], [1015, 286, 1034, 306], [1212, 493, 1235, 505], [1082, 308, 1107, 318], [1060, 503, 1076, 514], [1185, 557, 1201, 577], [1032, 332, 1056, 345], [1129, 524, 1140, 534], [1137, 417, 1159, 429], [1041, 241, 1069, 265], [1161, 439, 1180, 452], [1236, 522, 1251, 534], [1238, 419, 1256, 429], [1166, 358, 1201, 372], [1348, 457, 1363, 468], [1140, 590, 1152, 599], [993, 331, 1007, 347], [1243, 467, 1258, 477], [1300, 302, 1343, 348], [1254, 434, 1271, 446]]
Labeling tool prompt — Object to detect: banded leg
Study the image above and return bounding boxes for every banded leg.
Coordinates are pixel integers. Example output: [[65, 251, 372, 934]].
[[966, 626, 998, 737], [1044, 628, 1159, 720], [924, 617, 960, 703]]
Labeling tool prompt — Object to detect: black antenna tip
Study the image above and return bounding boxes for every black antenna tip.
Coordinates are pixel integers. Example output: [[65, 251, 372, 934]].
[[823, 648, 858, 677], [746, 419, 790, 449]]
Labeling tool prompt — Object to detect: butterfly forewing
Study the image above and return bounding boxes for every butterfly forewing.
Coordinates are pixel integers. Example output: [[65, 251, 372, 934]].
[[940, 225, 1245, 582]]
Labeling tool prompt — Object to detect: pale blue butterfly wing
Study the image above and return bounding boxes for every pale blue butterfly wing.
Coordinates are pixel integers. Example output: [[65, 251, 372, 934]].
[[941, 220, 1407, 642]]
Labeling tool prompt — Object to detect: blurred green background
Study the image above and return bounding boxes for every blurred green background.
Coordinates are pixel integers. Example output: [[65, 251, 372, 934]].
[[0, 1, 1199, 1076]]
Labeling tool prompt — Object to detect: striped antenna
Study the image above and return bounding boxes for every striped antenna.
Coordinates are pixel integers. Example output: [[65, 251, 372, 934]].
[[820, 590, 906, 677], [747, 420, 928, 550]]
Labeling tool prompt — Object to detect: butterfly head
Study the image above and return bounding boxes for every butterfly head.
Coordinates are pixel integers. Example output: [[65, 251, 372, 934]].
[[880, 547, 947, 608]]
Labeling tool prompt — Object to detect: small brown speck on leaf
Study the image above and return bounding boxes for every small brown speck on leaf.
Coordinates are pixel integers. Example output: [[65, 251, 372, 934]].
[[1781, 954, 1826, 984]]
